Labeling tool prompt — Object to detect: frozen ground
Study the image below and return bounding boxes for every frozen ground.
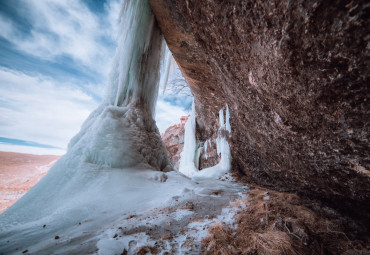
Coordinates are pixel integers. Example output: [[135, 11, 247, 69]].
[[0, 163, 248, 254]]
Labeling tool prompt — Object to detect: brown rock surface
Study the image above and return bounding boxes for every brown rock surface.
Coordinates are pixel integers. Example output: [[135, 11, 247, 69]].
[[162, 116, 221, 170], [150, 0, 370, 226], [161, 121, 185, 170], [0, 152, 59, 213]]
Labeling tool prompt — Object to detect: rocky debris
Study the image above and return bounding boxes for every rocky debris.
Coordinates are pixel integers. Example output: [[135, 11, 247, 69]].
[[150, 0, 370, 227]]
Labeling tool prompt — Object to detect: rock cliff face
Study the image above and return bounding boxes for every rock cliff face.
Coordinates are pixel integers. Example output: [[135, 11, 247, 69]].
[[150, 0, 370, 226], [161, 121, 185, 170], [161, 118, 221, 170]]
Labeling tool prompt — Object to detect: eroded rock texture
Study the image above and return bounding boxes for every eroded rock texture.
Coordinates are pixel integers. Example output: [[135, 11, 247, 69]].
[[161, 119, 221, 170], [161, 122, 185, 169], [150, 0, 370, 226]]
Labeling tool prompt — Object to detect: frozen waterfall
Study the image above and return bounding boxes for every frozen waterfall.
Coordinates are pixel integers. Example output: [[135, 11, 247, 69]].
[[179, 101, 199, 176], [0, 0, 178, 253], [68, 0, 170, 171]]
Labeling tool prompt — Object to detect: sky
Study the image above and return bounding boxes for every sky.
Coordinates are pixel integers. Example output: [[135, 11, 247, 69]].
[[0, 0, 192, 155]]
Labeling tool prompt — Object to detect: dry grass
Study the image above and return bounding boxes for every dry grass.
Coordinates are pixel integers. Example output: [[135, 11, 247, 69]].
[[202, 187, 370, 255], [251, 231, 299, 255], [136, 246, 159, 255]]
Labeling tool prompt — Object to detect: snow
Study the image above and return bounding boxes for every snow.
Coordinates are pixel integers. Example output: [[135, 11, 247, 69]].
[[0, 163, 196, 253], [95, 177, 249, 255]]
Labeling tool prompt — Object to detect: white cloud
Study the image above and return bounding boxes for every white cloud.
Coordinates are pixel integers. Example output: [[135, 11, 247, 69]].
[[0, 67, 99, 149], [0, 0, 120, 77], [0, 144, 66, 155], [155, 100, 188, 134], [0, 0, 193, 154], [155, 48, 193, 133], [0, 0, 121, 154]]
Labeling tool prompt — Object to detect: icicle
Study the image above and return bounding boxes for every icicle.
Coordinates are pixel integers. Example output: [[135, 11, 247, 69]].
[[193, 105, 232, 179], [219, 108, 225, 129], [216, 136, 221, 156], [226, 104, 231, 134], [179, 101, 199, 176], [195, 143, 202, 169], [204, 140, 208, 160], [105, 0, 162, 117], [160, 49, 173, 95]]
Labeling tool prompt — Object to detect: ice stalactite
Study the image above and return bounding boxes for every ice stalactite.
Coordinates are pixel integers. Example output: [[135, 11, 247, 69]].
[[225, 104, 231, 134], [179, 103, 232, 178], [204, 140, 209, 160], [160, 49, 173, 95], [68, 0, 170, 171], [179, 101, 199, 176], [194, 105, 232, 178], [106, 0, 160, 114]]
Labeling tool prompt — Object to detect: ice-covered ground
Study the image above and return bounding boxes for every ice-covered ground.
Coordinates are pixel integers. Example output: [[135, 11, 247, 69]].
[[97, 174, 248, 255], [0, 163, 248, 254]]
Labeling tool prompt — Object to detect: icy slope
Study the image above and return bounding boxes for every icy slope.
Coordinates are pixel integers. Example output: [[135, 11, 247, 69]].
[[0, 161, 195, 254], [0, 162, 248, 254]]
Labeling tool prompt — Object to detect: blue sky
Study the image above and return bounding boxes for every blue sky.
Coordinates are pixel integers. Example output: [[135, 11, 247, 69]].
[[0, 0, 191, 155]]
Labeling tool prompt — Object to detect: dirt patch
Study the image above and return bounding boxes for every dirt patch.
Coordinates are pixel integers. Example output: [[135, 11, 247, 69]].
[[202, 187, 370, 254], [0, 151, 59, 213]]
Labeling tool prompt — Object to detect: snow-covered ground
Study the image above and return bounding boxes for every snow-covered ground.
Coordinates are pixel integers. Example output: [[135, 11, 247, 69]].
[[97, 174, 248, 255], [0, 163, 248, 254]]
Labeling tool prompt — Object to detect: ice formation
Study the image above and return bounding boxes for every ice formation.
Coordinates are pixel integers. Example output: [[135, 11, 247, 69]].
[[193, 105, 232, 178], [0, 0, 176, 253], [226, 104, 232, 134], [178, 101, 199, 176], [204, 139, 209, 159], [160, 49, 173, 94], [69, 0, 169, 171], [0, 0, 234, 253], [179, 103, 232, 178]]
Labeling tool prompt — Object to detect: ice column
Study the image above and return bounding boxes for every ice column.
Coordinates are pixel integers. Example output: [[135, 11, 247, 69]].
[[179, 102, 199, 176], [192, 105, 232, 178], [68, 0, 170, 170], [179, 103, 232, 178], [105, 0, 163, 117]]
